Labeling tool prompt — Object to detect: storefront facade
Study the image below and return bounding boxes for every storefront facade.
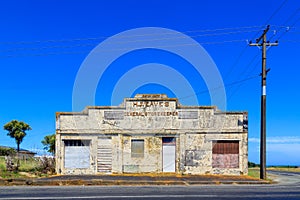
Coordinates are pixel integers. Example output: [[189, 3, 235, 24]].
[[56, 94, 248, 175]]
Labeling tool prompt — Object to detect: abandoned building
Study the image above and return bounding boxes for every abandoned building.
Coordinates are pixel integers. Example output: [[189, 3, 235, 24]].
[[56, 94, 248, 175]]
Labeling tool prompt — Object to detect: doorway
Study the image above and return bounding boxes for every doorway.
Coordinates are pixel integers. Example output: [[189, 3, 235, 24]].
[[162, 137, 176, 172], [97, 137, 112, 173]]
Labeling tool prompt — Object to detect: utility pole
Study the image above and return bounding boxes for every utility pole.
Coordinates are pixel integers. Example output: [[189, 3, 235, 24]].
[[249, 25, 278, 180]]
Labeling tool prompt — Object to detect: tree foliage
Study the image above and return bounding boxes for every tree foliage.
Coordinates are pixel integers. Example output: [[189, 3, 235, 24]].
[[0, 147, 16, 156], [3, 120, 32, 152], [41, 134, 55, 155], [248, 161, 260, 168]]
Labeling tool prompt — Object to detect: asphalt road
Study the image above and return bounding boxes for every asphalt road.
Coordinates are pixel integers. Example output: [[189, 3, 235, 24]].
[[267, 170, 300, 185], [0, 171, 299, 200]]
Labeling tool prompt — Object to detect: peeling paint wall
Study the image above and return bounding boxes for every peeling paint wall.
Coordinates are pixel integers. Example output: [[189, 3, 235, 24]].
[[56, 94, 248, 175], [122, 136, 162, 173]]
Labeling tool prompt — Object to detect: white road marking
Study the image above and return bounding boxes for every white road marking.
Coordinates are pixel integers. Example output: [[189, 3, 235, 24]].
[[0, 195, 217, 199], [1, 193, 300, 200]]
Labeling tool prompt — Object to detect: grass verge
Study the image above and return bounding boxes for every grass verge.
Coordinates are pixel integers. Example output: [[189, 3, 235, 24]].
[[267, 167, 300, 172], [0, 156, 51, 179], [248, 168, 260, 179]]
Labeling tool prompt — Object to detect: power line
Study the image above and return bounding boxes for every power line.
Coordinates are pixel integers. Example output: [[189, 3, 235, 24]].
[[178, 74, 259, 101], [222, 23, 284, 84], [265, 0, 289, 25], [280, 39, 300, 43], [0, 39, 248, 58], [0, 25, 265, 45], [229, 5, 300, 100], [103, 29, 260, 45], [1, 39, 248, 53], [227, 59, 260, 101], [276, 17, 300, 40], [250, 0, 288, 41], [0, 28, 258, 53], [226, 24, 291, 100], [286, 31, 300, 34], [0, 27, 264, 56], [0, 29, 261, 53], [281, 7, 300, 26], [234, 7, 300, 105], [270, 7, 300, 41], [225, 1, 290, 92], [223, 44, 249, 81]]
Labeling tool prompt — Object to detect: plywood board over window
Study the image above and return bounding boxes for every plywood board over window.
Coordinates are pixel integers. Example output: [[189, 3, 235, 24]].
[[64, 140, 90, 169], [131, 139, 144, 158], [212, 140, 239, 168]]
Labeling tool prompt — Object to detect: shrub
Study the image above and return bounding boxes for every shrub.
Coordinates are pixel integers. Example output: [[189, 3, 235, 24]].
[[5, 156, 19, 172], [37, 156, 55, 174], [0, 147, 16, 156], [248, 161, 260, 168]]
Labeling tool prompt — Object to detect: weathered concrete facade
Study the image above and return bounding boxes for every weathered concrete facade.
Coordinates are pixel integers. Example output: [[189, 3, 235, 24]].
[[56, 94, 248, 175]]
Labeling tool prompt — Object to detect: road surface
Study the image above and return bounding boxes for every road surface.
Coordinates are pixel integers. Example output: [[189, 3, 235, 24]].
[[0, 170, 299, 200]]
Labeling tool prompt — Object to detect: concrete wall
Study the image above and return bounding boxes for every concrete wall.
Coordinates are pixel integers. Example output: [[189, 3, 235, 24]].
[[122, 136, 162, 173], [56, 94, 248, 175], [179, 133, 248, 175]]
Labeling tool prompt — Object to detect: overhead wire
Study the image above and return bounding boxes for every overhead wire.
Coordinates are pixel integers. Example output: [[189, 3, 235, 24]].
[[276, 13, 300, 40], [0, 28, 259, 57], [250, 0, 288, 41], [0, 23, 287, 104], [264, 0, 289, 25], [0, 19, 296, 104], [0, 29, 262, 54], [267, 8, 300, 42], [280, 39, 300, 43], [225, 0, 291, 102], [178, 74, 259, 101], [0, 39, 248, 58], [226, 59, 261, 101], [221, 2, 289, 85], [0, 25, 265, 45]]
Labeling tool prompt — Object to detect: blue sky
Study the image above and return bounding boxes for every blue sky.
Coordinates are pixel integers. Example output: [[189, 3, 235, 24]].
[[0, 0, 300, 165]]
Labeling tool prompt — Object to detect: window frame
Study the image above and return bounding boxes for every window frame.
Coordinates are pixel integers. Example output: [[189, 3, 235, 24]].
[[131, 139, 144, 158], [212, 140, 239, 169]]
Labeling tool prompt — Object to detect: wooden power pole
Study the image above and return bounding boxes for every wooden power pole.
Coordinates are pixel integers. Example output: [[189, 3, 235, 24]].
[[249, 25, 278, 180]]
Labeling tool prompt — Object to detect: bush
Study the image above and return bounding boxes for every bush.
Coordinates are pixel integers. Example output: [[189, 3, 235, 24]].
[[5, 156, 19, 172], [37, 156, 55, 174], [248, 161, 260, 168], [0, 147, 16, 156]]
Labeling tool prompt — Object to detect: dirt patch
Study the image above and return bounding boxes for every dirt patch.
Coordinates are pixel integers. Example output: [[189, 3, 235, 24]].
[[18, 172, 37, 178]]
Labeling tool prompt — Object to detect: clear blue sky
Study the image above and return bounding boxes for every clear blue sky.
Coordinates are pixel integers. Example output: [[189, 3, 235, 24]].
[[0, 0, 299, 165]]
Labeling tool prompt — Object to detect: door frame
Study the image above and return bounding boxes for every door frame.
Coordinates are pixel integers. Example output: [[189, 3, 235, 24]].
[[162, 137, 176, 172]]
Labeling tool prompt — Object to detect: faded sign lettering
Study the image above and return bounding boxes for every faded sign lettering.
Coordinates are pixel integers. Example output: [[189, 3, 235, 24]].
[[125, 111, 178, 117]]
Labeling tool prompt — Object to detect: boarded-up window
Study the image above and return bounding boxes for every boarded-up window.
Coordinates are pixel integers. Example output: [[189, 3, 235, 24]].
[[212, 140, 239, 168], [64, 140, 90, 169], [131, 139, 144, 158]]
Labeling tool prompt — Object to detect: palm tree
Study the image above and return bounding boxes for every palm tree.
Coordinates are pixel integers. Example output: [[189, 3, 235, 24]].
[[41, 134, 56, 156], [3, 120, 32, 152]]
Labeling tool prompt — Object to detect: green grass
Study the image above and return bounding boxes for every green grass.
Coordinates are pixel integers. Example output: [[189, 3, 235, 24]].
[[0, 156, 47, 178], [0, 157, 6, 170], [0, 157, 23, 178], [18, 158, 40, 172], [0, 157, 7, 178], [248, 168, 260, 179], [248, 166, 300, 181]]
